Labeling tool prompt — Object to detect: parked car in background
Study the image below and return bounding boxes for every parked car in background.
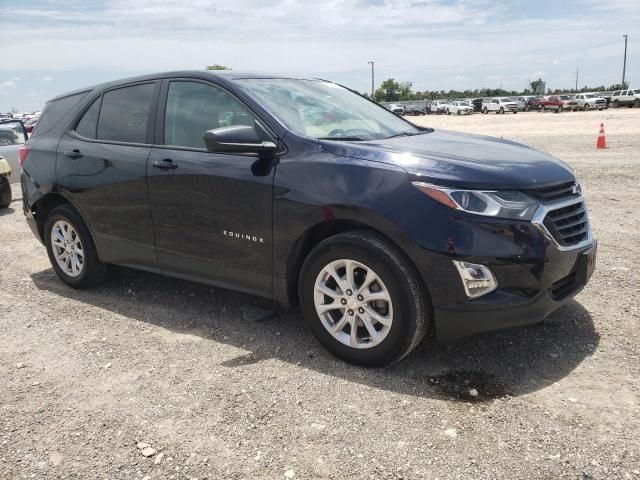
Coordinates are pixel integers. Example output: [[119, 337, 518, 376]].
[[20, 70, 596, 366], [388, 103, 405, 115], [612, 89, 640, 108], [446, 101, 473, 115], [0, 155, 11, 208], [557, 95, 579, 111], [539, 96, 563, 112], [404, 104, 426, 116], [514, 96, 537, 111], [23, 117, 39, 133], [429, 100, 449, 114], [573, 93, 606, 111], [482, 97, 518, 114], [0, 119, 28, 183], [468, 98, 483, 112]]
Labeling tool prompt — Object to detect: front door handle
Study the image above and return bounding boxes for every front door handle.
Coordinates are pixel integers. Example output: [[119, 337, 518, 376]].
[[63, 149, 83, 159], [152, 159, 178, 170]]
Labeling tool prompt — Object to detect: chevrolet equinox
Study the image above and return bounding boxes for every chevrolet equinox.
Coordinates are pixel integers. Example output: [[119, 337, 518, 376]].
[[20, 71, 596, 366]]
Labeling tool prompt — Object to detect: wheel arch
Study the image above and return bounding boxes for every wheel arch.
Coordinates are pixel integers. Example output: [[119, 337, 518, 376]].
[[31, 193, 90, 243], [283, 218, 429, 312]]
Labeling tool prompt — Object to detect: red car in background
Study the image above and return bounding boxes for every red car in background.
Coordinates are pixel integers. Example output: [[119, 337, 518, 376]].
[[558, 95, 579, 111], [539, 95, 565, 112], [23, 117, 38, 133]]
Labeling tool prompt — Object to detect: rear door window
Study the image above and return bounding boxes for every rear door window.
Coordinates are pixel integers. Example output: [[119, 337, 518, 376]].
[[97, 83, 155, 143], [75, 97, 102, 139]]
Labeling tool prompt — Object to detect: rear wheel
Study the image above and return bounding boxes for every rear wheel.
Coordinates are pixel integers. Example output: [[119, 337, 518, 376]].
[[299, 231, 429, 367], [44, 205, 109, 289], [498, 107, 504, 114], [635, 99, 640, 108], [0, 176, 11, 208], [584, 103, 590, 111]]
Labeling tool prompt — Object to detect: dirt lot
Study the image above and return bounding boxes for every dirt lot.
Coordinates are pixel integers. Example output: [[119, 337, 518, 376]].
[[1, 109, 639, 479]]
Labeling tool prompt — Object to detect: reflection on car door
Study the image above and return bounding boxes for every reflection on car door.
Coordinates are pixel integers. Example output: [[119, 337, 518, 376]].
[[56, 82, 159, 268], [147, 79, 276, 297]]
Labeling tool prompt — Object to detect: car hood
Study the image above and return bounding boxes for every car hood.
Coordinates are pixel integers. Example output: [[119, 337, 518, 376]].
[[319, 129, 575, 190]]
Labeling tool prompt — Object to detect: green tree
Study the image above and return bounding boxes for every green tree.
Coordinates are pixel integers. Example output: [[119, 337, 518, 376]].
[[373, 78, 401, 102], [205, 64, 231, 70]]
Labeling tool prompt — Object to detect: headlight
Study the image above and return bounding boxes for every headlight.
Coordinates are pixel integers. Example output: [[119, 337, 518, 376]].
[[412, 182, 539, 220]]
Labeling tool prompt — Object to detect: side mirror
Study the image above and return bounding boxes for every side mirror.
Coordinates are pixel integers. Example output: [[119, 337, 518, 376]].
[[203, 125, 277, 155]]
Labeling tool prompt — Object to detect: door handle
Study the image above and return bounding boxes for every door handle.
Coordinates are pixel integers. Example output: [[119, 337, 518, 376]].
[[64, 149, 83, 159], [152, 159, 178, 170]]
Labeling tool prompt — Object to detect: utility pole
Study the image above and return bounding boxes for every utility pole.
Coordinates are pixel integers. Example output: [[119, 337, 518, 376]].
[[622, 35, 628, 89], [575, 68, 579, 91], [367, 61, 375, 98]]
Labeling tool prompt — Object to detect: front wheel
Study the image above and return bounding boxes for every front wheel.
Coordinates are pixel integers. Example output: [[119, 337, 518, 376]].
[[299, 232, 429, 367], [0, 176, 11, 208], [584, 103, 591, 111], [44, 205, 109, 289], [498, 107, 504, 114], [634, 99, 640, 108]]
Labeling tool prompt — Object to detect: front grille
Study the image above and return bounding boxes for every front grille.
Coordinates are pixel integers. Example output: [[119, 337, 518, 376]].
[[543, 201, 589, 247], [527, 182, 578, 201]]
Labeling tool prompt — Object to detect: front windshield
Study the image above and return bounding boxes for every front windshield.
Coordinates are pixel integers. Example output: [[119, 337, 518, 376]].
[[236, 78, 422, 141], [460, 102, 471, 106], [585, 94, 597, 98]]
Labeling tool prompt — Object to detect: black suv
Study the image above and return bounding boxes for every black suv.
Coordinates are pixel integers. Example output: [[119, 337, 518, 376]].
[[21, 71, 596, 366]]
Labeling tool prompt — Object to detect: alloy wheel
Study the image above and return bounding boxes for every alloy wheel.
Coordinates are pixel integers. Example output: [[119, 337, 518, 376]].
[[313, 259, 393, 349], [51, 220, 84, 277]]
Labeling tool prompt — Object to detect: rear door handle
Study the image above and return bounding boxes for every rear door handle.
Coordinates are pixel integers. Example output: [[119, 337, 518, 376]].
[[64, 150, 83, 159], [152, 159, 178, 170]]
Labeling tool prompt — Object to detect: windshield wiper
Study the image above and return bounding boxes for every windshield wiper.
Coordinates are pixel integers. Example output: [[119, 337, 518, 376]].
[[317, 136, 364, 141], [384, 131, 424, 139]]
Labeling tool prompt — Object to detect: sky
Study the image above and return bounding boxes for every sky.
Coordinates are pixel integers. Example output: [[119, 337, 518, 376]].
[[0, 0, 638, 112]]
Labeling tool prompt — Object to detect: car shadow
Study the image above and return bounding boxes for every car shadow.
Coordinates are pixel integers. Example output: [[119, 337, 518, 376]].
[[0, 206, 15, 217], [30, 266, 599, 402]]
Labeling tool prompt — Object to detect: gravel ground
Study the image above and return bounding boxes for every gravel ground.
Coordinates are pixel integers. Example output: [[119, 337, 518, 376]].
[[1, 109, 639, 479]]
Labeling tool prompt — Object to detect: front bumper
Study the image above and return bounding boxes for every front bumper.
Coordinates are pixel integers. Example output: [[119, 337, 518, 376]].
[[434, 241, 595, 341], [401, 195, 596, 342]]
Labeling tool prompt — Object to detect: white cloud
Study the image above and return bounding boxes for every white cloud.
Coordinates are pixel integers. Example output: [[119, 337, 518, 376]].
[[41, 76, 54, 81], [0, 0, 638, 109], [0, 81, 17, 89]]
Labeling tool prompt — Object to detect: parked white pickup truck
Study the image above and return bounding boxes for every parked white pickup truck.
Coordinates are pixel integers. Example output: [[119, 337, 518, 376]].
[[482, 97, 518, 114], [573, 93, 606, 111]]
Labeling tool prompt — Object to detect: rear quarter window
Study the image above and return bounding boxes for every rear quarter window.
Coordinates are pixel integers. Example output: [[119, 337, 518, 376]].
[[31, 91, 89, 138]]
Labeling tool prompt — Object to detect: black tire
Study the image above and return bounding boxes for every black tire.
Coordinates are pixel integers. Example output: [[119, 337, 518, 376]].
[[524, 105, 530, 112], [513, 110, 517, 114], [44, 204, 109, 289], [299, 231, 429, 367], [584, 103, 590, 111], [613, 100, 619, 108], [498, 107, 504, 114], [0, 176, 11, 209], [482, 107, 488, 114], [635, 99, 640, 108]]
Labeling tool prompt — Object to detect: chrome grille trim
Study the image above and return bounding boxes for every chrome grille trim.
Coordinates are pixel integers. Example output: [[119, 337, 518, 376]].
[[532, 195, 593, 251]]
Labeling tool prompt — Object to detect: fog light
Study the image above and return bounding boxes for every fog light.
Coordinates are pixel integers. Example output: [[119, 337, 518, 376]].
[[452, 260, 498, 299]]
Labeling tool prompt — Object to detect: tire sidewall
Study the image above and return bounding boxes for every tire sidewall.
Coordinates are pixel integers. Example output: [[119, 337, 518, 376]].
[[0, 176, 11, 208], [299, 237, 423, 366]]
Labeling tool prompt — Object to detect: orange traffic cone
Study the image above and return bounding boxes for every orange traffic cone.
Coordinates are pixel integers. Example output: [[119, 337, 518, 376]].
[[596, 123, 607, 149]]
